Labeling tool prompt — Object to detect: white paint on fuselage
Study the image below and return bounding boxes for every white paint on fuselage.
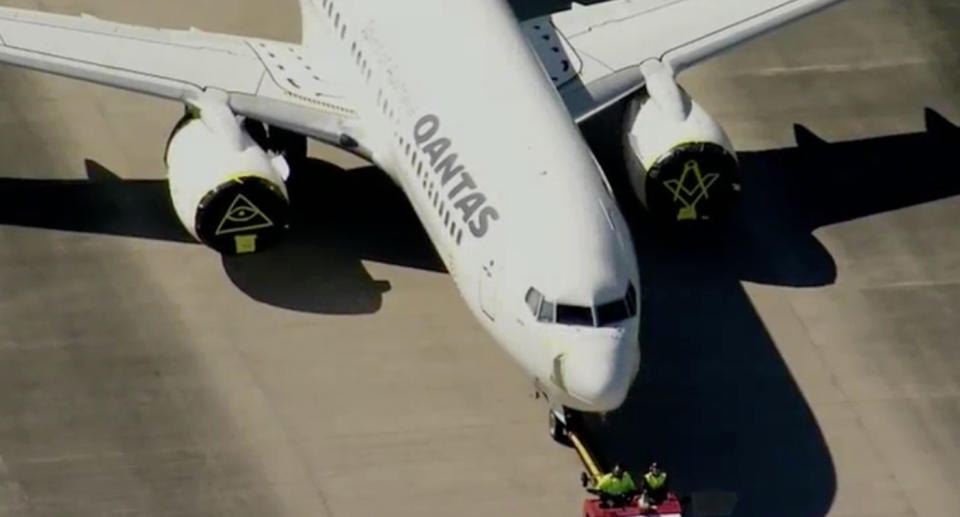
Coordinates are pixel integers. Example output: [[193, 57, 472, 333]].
[[308, 0, 641, 412]]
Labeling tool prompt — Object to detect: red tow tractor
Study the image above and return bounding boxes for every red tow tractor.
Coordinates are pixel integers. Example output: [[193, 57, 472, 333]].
[[566, 430, 684, 517], [582, 494, 684, 517]]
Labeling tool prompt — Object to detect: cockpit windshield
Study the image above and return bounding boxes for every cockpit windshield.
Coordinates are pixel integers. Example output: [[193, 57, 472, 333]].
[[557, 304, 594, 326], [524, 284, 638, 328], [595, 298, 629, 326], [538, 300, 555, 323]]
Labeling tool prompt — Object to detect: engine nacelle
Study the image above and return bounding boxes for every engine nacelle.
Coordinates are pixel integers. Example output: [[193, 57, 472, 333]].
[[166, 103, 291, 255], [623, 65, 740, 223]]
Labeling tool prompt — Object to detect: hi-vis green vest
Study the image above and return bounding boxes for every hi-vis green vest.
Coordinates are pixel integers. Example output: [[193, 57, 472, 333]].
[[596, 472, 636, 496], [645, 472, 667, 490]]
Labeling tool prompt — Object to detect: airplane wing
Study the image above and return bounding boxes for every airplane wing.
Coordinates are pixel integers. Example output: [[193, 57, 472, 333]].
[[522, 0, 845, 122], [0, 6, 366, 153]]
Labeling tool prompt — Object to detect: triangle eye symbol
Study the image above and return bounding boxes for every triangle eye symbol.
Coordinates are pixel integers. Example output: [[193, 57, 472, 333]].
[[215, 194, 275, 235]]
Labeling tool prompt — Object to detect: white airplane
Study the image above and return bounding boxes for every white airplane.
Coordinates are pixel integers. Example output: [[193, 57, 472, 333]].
[[0, 0, 844, 438]]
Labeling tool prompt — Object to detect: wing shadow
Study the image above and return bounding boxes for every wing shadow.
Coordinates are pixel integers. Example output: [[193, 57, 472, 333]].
[[0, 161, 192, 244], [0, 158, 442, 315], [733, 108, 960, 287], [573, 106, 960, 517]]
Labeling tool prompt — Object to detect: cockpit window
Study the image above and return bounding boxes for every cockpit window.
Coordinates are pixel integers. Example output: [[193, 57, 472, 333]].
[[556, 304, 595, 326], [525, 287, 543, 316], [538, 300, 555, 323], [626, 283, 638, 317], [596, 299, 629, 327]]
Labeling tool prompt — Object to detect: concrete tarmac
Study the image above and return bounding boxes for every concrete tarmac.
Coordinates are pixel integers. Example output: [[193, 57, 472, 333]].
[[0, 1, 957, 516]]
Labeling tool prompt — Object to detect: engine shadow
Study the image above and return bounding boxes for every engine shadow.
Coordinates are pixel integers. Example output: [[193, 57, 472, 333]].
[[573, 106, 960, 517], [0, 158, 442, 315]]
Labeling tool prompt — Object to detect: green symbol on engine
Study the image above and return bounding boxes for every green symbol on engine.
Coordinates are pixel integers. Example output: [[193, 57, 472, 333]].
[[234, 234, 258, 254], [663, 160, 719, 221], [216, 194, 274, 235]]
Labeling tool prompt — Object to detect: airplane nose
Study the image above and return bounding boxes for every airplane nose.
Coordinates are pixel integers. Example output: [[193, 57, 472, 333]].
[[562, 335, 637, 411]]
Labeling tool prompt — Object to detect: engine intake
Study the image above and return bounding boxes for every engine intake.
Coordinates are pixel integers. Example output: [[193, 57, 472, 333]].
[[166, 102, 291, 255], [194, 175, 289, 254], [623, 62, 740, 223], [641, 141, 739, 223]]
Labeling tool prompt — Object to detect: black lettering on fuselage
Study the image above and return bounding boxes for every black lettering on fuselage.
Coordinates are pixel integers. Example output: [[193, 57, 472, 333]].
[[469, 206, 500, 238], [413, 114, 440, 145], [413, 113, 499, 240], [435, 154, 464, 185], [454, 192, 486, 222], [447, 172, 476, 200], [421, 137, 451, 165]]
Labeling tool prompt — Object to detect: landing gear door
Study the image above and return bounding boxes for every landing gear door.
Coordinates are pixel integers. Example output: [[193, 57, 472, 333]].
[[479, 259, 500, 322]]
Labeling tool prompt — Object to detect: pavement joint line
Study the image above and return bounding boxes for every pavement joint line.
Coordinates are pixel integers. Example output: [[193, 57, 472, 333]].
[[745, 58, 932, 77], [856, 279, 960, 290], [785, 297, 921, 517], [225, 338, 337, 517]]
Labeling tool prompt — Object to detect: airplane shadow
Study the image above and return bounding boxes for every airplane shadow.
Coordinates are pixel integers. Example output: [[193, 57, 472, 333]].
[[573, 105, 960, 517], [0, 105, 958, 515]]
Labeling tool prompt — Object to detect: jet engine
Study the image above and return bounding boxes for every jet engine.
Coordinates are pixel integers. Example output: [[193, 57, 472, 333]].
[[623, 62, 740, 223], [165, 101, 291, 255]]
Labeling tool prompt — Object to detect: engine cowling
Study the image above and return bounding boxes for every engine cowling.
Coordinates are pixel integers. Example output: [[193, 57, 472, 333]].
[[166, 103, 291, 255], [623, 65, 740, 223]]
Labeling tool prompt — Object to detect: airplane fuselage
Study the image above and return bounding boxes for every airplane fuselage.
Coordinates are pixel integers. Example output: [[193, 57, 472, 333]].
[[306, 0, 641, 412]]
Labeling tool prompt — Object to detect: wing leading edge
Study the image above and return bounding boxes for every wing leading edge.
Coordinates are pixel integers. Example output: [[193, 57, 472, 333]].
[[0, 6, 366, 153], [523, 0, 847, 122]]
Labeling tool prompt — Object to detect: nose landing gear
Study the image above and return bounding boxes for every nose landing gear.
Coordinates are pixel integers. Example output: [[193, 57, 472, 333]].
[[544, 401, 685, 516], [549, 407, 572, 446]]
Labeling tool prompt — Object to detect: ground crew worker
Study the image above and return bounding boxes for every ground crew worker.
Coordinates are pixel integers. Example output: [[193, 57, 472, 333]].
[[591, 464, 637, 507], [640, 462, 669, 507]]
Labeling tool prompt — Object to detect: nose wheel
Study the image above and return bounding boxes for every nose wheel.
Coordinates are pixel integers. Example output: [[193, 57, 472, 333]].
[[549, 407, 573, 447]]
